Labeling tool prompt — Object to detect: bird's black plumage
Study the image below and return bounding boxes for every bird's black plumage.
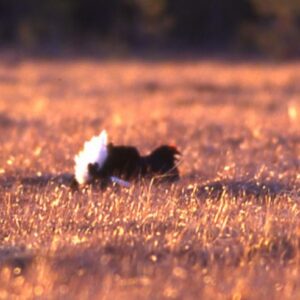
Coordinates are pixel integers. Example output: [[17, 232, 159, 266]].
[[87, 143, 180, 186]]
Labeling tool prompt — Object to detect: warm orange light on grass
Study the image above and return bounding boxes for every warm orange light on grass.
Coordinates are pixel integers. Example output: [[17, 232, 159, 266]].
[[0, 58, 299, 299]]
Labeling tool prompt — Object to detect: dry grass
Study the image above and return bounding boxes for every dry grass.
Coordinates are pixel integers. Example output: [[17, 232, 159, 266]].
[[0, 56, 300, 299]]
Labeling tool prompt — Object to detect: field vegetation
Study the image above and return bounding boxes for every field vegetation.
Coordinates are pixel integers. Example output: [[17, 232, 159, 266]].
[[0, 56, 300, 299]]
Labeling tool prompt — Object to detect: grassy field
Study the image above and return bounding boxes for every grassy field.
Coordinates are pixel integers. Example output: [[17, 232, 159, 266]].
[[0, 56, 300, 299]]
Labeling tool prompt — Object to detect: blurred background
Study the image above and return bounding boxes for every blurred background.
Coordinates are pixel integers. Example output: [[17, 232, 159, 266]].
[[0, 0, 299, 57]]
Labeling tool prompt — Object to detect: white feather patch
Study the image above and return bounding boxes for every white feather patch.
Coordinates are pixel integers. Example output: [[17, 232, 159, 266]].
[[74, 130, 108, 185]]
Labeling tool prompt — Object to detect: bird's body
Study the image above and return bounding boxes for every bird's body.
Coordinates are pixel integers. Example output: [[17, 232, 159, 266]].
[[73, 130, 180, 189], [100, 144, 143, 179]]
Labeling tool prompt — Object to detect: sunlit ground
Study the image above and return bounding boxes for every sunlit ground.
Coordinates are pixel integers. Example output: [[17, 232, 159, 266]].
[[0, 56, 300, 299]]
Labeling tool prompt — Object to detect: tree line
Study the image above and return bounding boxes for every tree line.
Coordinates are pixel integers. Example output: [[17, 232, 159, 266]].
[[0, 0, 299, 56]]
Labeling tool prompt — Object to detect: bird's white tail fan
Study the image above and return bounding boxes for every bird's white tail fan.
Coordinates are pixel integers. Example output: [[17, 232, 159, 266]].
[[74, 130, 108, 185]]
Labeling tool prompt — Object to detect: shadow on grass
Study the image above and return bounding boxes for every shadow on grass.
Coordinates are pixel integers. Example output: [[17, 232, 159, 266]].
[[0, 246, 34, 273], [0, 173, 74, 189], [0, 237, 295, 280], [0, 113, 15, 127], [2, 172, 298, 200], [51, 235, 296, 276], [0, 112, 45, 130], [195, 180, 297, 199], [21, 173, 74, 187]]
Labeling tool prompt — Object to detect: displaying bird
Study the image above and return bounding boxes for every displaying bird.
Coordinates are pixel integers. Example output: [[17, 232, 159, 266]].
[[72, 130, 180, 189]]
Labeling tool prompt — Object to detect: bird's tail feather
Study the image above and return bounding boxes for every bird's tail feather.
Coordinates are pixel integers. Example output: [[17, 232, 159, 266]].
[[74, 130, 108, 185]]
